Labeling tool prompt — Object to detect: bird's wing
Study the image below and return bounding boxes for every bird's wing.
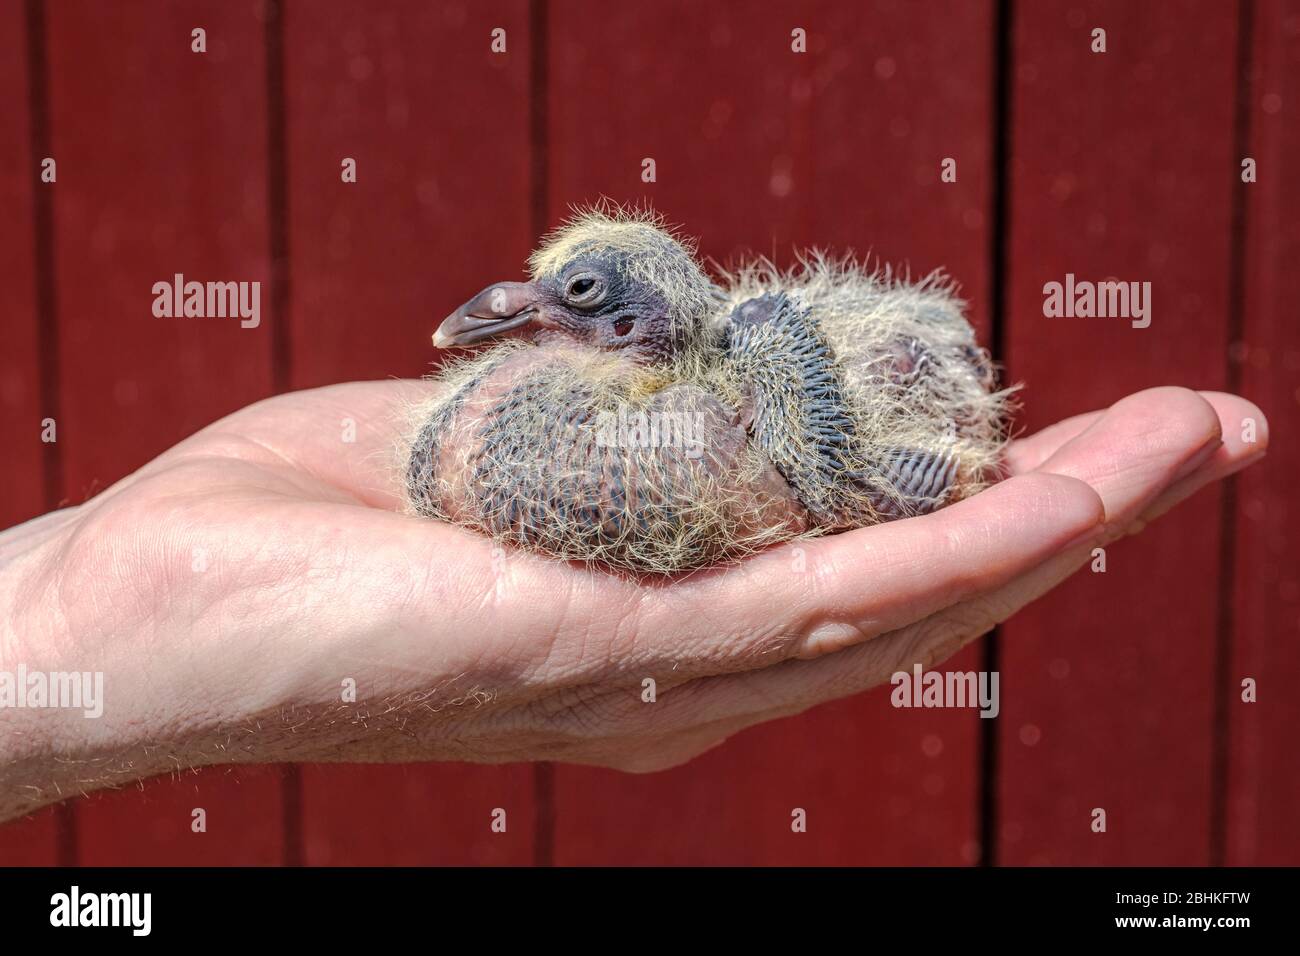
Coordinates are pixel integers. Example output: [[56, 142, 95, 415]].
[[724, 292, 859, 523], [723, 291, 959, 525]]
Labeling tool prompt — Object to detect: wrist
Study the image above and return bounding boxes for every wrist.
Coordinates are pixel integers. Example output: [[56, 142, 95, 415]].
[[0, 502, 278, 823], [0, 507, 195, 820], [0, 507, 85, 818]]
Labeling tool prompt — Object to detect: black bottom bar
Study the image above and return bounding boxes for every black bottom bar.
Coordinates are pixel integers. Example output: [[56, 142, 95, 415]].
[[0, 865, 1284, 940]]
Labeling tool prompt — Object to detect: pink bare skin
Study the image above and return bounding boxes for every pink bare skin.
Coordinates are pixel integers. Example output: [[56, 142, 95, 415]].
[[0, 383, 1267, 821]]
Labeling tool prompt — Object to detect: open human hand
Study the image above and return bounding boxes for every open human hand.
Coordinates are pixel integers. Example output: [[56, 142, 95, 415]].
[[0, 382, 1266, 821]]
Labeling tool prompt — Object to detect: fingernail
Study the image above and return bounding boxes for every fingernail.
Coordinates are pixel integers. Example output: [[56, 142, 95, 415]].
[[799, 621, 868, 659], [1173, 438, 1222, 483]]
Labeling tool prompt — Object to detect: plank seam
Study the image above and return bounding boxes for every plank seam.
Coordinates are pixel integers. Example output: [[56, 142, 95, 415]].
[[980, 0, 1016, 870], [266, 0, 293, 394], [265, 0, 302, 867], [24, 0, 75, 870], [1211, 0, 1255, 869], [529, 0, 556, 869]]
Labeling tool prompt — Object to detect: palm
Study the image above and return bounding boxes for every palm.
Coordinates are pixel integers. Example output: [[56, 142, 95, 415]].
[[46, 381, 1264, 774]]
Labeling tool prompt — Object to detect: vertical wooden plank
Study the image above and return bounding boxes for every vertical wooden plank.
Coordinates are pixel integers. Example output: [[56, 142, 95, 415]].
[[548, 0, 995, 865], [283, 0, 537, 865], [998, 0, 1236, 864], [0, 0, 60, 867], [1227, 0, 1300, 866], [45, 0, 283, 864]]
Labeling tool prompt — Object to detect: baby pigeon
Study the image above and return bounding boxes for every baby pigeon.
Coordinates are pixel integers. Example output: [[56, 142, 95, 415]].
[[405, 208, 1010, 573]]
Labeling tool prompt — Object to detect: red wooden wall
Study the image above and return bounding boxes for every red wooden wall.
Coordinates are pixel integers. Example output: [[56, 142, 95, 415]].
[[0, 0, 1294, 866], [998, 1, 1237, 866], [0, 0, 62, 867], [1229, 0, 1300, 866]]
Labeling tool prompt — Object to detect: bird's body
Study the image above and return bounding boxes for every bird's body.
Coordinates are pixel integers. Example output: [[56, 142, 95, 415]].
[[406, 208, 1010, 573]]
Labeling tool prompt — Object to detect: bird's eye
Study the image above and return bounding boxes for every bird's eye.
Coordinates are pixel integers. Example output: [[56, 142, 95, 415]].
[[564, 273, 605, 307]]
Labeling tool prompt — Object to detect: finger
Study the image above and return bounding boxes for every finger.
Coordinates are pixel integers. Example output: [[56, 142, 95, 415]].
[[639, 536, 1102, 740], [634, 471, 1103, 670], [776, 391, 1268, 712], [1137, 391, 1269, 525], [1031, 386, 1222, 530], [1002, 389, 1262, 480], [1004, 410, 1102, 475]]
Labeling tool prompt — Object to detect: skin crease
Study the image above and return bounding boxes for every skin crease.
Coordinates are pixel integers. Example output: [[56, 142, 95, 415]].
[[0, 382, 1268, 819]]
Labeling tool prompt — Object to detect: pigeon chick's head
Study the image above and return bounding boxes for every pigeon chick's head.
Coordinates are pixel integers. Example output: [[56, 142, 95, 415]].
[[433, 208, 718, 365]]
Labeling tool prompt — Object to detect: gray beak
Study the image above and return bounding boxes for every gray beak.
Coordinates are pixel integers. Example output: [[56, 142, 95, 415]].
[[433, 281, 542, 348]]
